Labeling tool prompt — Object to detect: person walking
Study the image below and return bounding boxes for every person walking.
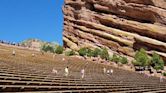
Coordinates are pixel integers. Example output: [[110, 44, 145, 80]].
[[62, 58, 65, 61], [12, 50, 16, 56], [32, 53, 35, 57], [53, 54, 55, 59], [110, 69, 113, 74], [103, 67, 106, 74], [64, 66, 69, 77], [107, 70, 110, 75], [52, 68, 58, 75], [81, 68, 85, 79], [160, 75, 163, 82]]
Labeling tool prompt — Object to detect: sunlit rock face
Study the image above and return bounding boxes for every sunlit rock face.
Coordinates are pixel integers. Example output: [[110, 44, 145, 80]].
[[62, 0, 166, 60]]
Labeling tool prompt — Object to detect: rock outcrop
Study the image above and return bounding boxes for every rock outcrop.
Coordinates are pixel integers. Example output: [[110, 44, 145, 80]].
[[63, 0, 166, 61]]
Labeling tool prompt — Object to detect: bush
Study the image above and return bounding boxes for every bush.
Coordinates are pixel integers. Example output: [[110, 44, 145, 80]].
[[151, 52, 164, 70], [163, 72, 166, 76], [100, 48, 109, 60], [92, 48, 102, 57], [65, 50, 76, 56], [54, 45, 64, 54], [110, 54, 120, 63], [41, 44, 54, 53], [110, 54, 128, 64], [78, 47, 109, 60], [86, 49, 94, 57], [78, 47, 100, 57], [133, 48, 151, 67], [78, 48, 89, 56], [119, 56, 128, 64]]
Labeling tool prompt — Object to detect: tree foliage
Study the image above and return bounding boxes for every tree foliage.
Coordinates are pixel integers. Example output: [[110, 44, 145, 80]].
[[100, 48, 109, 60], [151, 52, 164, 70], [41, 43, 63, 54], [91, 48, 102, 57], [41, 44, 54, 53], [78, 47, 109, 60], [110, 54, 128, 64], [110, 54, 120, 63], [119, 56, 128, 64], [54, 45, 64, 54], [78, 47, 89, 56], [65, 50, 76, 56], [133, 48, 151, 67], [163, 72, 166, 76]]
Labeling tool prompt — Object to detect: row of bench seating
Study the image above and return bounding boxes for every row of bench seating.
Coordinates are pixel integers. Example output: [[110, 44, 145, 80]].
[[0, 45, 165, 92]]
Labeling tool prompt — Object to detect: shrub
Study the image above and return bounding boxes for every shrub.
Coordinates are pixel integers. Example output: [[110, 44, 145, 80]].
[[78, 47, 99, 57], [100, 48, 109, 60], [110, 54, 120, 63], [132, 60, 142, 66], [151, 52, 164, 70], [163, 72, 166, 76], [86, 49, 94, 57], [65, 50, 76, 56], [133, 48, 151, 67], [54, 45, 64, 54], [92, 48, 102, 57], [119, 56, 128, 64], [78, 47, 109, 60], [41, 44, 47, 52], [78, 48, 89, 56], [41, 44, 54, 53]]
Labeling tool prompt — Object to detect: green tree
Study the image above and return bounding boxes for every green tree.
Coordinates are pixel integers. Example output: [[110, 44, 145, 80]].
[[54, 45, 64, 54], [86, 49, 94, 57], [100, 48, 109, 60], [163, 72, 166, 76], [133, 48, 151, 67], [41, 44, 54, 53], [78, 47, 94, 57], [78, 48, 89, 56], [110, 54, 120, 63], [65, 50, 76, 56], [119, 56, 128, 64], [92, 48, 102, 57], [151, 52, 164, 70]]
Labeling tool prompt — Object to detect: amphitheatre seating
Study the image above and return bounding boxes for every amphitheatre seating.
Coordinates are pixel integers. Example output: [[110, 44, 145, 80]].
[[0, 45, 166, 92]]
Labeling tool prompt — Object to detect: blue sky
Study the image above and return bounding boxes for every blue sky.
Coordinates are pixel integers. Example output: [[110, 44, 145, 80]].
[[0, 0, 64, 45]]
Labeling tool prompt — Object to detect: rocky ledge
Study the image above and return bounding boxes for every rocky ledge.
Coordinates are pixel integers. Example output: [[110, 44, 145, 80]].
[[62, 0, 166, 62]]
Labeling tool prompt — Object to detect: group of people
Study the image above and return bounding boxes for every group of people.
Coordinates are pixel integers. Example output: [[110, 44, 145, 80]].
[[137, 67, 164, 83], [103, 67, 114, 75], [51, 58, 115, 79], [52, 66, 85, 79], [12, 50, 35, 57], [0, 40, 20, 46], [52, 65, 113, 79]]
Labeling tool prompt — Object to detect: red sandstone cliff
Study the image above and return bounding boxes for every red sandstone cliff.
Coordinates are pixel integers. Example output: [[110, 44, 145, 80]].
[[63, 0, 166, 61]]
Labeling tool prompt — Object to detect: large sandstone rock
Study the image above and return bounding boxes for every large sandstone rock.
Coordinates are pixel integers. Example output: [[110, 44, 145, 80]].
[[123, 0, 166, 9], [63, 0, 166, 61]]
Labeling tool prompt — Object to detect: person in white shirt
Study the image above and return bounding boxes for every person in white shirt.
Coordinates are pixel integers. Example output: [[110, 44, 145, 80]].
[[107, 70, 110, 75], [81, 68, 85, 79], [103, 67, 106, 74], [110, 69, 113, 74], [53, 54, 55, 59], [160, 75, 163, 82], [65, 66, 69, 77], [32, 53, 35, 57], [52, 68, 58, 75], [62, 58, 65, 61], [12, 50, 15, 56]]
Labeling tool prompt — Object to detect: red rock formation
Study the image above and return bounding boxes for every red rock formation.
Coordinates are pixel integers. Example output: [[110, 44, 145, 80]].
[[63, 0, 166, 61]]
